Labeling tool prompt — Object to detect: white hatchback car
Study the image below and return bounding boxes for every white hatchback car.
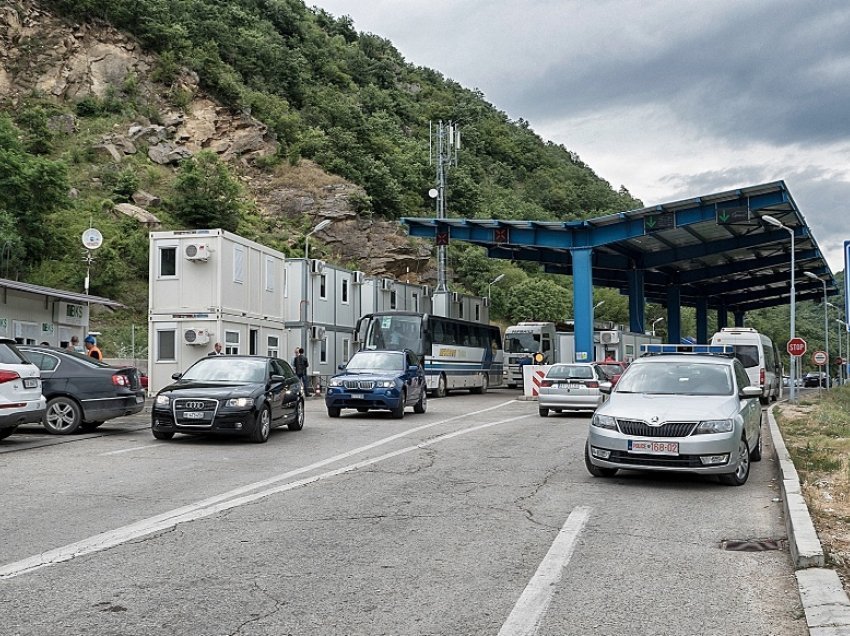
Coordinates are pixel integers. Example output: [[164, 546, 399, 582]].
[[585, 350, 762, 486], [0, 338, 45, 440]]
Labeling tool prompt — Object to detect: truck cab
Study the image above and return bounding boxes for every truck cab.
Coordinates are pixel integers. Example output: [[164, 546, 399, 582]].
[[502, 322, 557, 388]]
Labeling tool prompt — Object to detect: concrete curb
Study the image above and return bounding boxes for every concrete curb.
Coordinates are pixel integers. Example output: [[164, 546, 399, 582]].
[[767, 405, 850, 634]]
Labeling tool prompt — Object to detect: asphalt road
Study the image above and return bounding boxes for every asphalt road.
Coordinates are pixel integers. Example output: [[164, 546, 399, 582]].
[[1, 390, 807, 636]]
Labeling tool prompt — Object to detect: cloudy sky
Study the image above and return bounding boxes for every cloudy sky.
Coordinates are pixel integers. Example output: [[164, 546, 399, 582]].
[[314, 0, 850, 274]]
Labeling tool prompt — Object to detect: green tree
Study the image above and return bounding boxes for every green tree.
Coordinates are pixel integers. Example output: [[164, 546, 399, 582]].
[[503, 278, 571, 323], [171, 151, 243, 232]]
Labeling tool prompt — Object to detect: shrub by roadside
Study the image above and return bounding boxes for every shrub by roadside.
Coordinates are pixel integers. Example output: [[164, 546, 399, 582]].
[[775, 387, 850, 593]]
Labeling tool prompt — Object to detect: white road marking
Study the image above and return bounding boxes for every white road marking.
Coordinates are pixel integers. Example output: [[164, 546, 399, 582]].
[[497, 507, 592, 636], [99, 445, 161, 456], [1, 401, 525, 580]]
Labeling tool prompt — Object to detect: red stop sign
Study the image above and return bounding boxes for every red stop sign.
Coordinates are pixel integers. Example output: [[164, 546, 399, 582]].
[[787, 337, 807, 356]]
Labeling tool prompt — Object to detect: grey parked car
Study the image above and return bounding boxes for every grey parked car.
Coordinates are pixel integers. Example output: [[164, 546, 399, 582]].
[[585, 351, 763, 486], [538, 363, 606, 416]]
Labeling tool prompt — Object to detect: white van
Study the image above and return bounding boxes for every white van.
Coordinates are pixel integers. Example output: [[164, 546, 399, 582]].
[[709, 327, 782, 404]]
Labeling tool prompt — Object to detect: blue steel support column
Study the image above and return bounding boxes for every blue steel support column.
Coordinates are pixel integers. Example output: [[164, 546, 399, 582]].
[[572, 248, 594, 362], [734, 310, 745, 327], [666, 285, 681, 344], [627, 269, 646, 335], [717, 304, 728, 330], [696, 298, 708, 343]]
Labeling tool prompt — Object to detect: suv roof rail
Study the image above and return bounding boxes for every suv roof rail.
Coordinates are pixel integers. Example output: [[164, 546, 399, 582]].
[[640, 344, 735, 357]]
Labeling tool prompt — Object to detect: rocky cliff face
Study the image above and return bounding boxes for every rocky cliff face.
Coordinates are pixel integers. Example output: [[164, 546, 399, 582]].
[[0, 0, 436, 282]]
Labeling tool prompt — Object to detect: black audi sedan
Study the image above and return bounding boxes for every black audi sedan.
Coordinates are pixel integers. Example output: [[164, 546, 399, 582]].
[[19, 346, 145, 434], [151, 355, 304, 443]]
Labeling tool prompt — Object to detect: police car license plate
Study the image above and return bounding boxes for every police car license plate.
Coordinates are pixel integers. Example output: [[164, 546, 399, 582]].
[[628, 440, 679, 455]]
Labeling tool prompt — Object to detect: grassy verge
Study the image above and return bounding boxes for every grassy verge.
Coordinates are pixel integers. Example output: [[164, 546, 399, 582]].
[[775, 387, 850, 590]]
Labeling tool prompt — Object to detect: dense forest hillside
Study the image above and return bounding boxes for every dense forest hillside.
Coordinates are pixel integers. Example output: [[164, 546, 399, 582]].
[[0, 0, 843, 364]]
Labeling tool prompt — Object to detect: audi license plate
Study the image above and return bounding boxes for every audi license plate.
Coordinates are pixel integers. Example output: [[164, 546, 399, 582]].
[[183, 411, 204, 419], [23, 378, 38, 389], [628, 440, 679, 455]]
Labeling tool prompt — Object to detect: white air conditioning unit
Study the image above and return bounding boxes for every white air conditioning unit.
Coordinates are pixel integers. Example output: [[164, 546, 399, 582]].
[[451, 292, 460, 303], [380, 278, 394, 291], [185, 242, 211, 261], [421, 285, 431, 296], [310, 325, 326, 340], [352, 271, 365, 284], [183, 328, 211, 345], [600, 330, 620, 344], [310, 259, 325, 275]]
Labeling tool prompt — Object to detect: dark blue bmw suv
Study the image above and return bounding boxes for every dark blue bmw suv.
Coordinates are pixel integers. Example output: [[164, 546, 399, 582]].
[[325, 349, 426, 419]]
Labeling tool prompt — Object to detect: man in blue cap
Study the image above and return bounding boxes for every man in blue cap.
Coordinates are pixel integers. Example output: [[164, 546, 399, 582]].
[[84, 335, 103, 360]]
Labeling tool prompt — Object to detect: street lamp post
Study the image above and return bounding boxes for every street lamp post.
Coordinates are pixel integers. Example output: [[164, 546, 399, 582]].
[[651, 317, 664, 338], [762, 215, 796, 402], [488, 273, 505, 299], [305, 219, 332, 261], [805, 272, 829, 388]]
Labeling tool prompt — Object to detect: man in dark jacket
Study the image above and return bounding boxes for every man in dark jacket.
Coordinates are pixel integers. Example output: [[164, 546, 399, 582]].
[[294, 347, 309, 394]]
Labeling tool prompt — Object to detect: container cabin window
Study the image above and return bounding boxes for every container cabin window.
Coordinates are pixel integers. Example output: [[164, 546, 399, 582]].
[[458, 303, 464, 319], [233, 246, 245, 284], [225, 330, 240, 355], [390, 290, 397, 309], [342, 338, 350, 362], [341, 278, 349, 304], [475, 304, 480, 321], [267, 335, 279, 358], [320, 337, 327, 363], [412, 293, 419, 312], [157, 330, 176, 361], [320, 274, 327, 299], [265, 257, 275, 292], [159, 246, 177, 278]]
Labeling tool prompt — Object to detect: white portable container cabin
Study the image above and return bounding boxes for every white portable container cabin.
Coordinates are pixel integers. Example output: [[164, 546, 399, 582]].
[[148, 229, 287, 393]]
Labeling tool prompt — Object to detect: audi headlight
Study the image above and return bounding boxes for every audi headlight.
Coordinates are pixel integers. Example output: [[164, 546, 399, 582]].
[[695, 419, 734, 434], [591, 413, 617, 430], [329, 378, 343, 387], [155, 395, 170, 406], [226, 397, 255, 408]]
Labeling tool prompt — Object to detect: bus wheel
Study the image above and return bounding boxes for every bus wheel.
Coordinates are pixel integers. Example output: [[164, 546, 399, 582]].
[[435, 374, 447, 398]]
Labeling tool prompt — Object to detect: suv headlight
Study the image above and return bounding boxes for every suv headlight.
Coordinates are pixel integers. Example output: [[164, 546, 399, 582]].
[[695, 419, 733, 434], [329, 378, 343, 387], [591, 413, 617, 430], [226, 397, 254, 408], [155, 395, 170, 406], [377, 380, 395, 388]]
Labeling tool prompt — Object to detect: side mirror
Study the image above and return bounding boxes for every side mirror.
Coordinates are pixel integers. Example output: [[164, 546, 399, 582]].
[[269, 374, 285, 383], [598, 381, 613, 395], [740, 386, 762, 399], [171, 372, 182, 380], [408, 365, 420, 374]]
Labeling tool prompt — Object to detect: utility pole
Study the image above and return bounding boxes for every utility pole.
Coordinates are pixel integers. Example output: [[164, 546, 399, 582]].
[[430, 120, 460, 293]]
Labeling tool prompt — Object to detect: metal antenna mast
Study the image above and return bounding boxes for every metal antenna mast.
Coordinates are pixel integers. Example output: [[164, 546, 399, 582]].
[[429, 120, 460, 293]]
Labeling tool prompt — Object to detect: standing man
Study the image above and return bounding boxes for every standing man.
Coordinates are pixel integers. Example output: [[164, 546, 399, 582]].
[[208, 342, 224, 356], [84, 335, 102, 360], [67, 335, 84, 353], [294, 347, 309, 394]]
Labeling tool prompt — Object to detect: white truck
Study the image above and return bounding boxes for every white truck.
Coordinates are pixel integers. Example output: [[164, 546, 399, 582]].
[[502, 321, 659, 388]]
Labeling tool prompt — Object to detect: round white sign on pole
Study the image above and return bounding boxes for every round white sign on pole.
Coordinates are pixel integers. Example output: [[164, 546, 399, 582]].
[[81, 228, 103, 250], [813, 350, 828, 366]]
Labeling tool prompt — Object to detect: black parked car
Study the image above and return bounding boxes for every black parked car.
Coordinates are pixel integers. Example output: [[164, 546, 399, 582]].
[[19, 347, 145, 434], [803, 371, 827, 388], [325, 349, 427, 418], [151, 355, 304, 443]]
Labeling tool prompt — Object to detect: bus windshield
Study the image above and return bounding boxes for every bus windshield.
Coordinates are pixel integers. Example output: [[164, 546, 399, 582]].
[[364, 314, 423, 354]]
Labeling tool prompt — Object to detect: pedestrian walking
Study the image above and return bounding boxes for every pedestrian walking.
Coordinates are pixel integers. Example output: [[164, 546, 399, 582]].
[[84, 335, 102, 361], [294, 347, 310, 394], [208, 342, 224, 355]]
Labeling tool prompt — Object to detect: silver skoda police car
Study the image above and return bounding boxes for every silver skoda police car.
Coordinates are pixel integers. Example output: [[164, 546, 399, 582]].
[[585, 345, 763, 486]]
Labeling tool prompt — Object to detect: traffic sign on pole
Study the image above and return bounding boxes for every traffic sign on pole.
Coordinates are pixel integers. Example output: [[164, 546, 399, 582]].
[[813, 350, 828, 366], [787, 337, 807, 357]]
